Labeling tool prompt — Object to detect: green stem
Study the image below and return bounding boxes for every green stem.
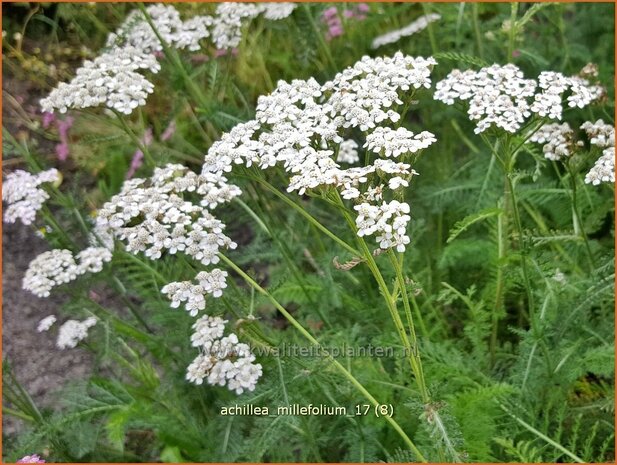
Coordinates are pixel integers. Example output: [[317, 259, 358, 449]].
[[564, 162, 595, 270], [113, 111, 155, 167], [422, 3, 439, 55], [218, 253, 426, 461], [245, 174, 361, 257], [333, 193, 430, 404], [504, 165, 535, 319], [500, 403, 584, 463], [2, 406, 35, 423], [137, 3, 211, 110], [302, 4, 337, 73], [472, 3, 484, 60], [507, 3, 519, 62], [490, 206, 506, 366], [389, 250, 428, 339]]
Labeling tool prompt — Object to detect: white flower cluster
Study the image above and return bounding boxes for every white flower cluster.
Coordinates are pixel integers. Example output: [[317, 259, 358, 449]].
[[371, 13, 441, 49], [110, 2, 296, 52], [37, 315, 57, 332], [582, 120, 615, 186], [42, 3, 295, 115], [434, 64, 604, 134], [3, 169, 59, 225], [56, 317, 98, 349], [186, 315, 262, 394], [162, 269, 228, 316], [581, 119, 615, 149], [202, 53, 437, 252], [211, 3, 296, 49], [365, 127, 436, 158], [585, 148, 615, 185], [528, 118, 614, 185], [23, 247, 112, 298], [40, 46, 160, 114], [355, 200, 411, 252], [337, 139, 360, 164], [107, 4, 213, 53], [96, 164, 239, 265], [528, 123, 575, 161]]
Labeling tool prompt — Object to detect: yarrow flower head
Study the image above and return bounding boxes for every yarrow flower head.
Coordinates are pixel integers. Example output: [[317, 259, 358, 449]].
[[211, 3, 296, 50], [434, 64, 604, 134], [337, 139, 360, 164], [528, 123, 575, 161], [96, 164, 239, 265], [107, 4, 212, 53], [56, 317, 98, 349], [3, 169, 60, 225], [40, 46, 160, 114], [23, 247, 112, 298], [581, 119, 615, 149], [201, 52, 437, 253], [528, 118, 615, 186], [186, 315, 262, 394], [585, 148, 615, 185], [162, 269, 228, 316], [37, 315, 57, 332], [371, 13, 441, 49], [582, 122, 615, 186]]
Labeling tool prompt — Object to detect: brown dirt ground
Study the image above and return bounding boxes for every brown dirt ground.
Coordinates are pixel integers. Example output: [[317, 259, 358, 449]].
[[2, 220, 93, 436]]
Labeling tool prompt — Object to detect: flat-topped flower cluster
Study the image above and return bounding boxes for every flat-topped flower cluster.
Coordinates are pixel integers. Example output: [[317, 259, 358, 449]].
[[22, 248, 112, 297], [186, 315, 262, 394], [56, 317, 98, 349], [95, 164, 239, 264], [2, 169, 60, 225], [162, 269, 229, 316], [434, 63, 604, 134], [528, 119, 614, 185], [582, 119, 615, 185], [41, 3, 296, 115], [203, 52, 438, 253]]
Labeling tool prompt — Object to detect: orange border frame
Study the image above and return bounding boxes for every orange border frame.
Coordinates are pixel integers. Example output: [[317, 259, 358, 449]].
[[0, 0, 615, 464]]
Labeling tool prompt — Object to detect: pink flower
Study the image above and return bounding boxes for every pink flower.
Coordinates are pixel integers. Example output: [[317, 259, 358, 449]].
[[161, 121, 176, 141], [343, 9, 354, 18], [54, 116, 74, 161], [57, 117, 74, 141], [17, 455, 45, 463], [126, 150, 144, 179], [141, 127, 153, 146], [322, 6, 338, 19], [42, 112, 56, 129], [55, 143, 69, 161], [214, 48, 239, 58], [328, 24, 344, 39], [357, 3, 370, 13], [191, 54, 210, 63]]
